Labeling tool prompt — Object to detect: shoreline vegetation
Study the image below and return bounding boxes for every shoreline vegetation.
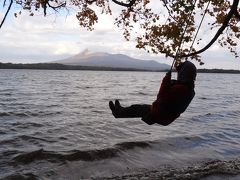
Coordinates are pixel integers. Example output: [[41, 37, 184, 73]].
[[0, 62, 240, 74]]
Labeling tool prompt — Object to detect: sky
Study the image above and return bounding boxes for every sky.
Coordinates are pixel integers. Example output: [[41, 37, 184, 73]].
[[0, 1, 239, 70]]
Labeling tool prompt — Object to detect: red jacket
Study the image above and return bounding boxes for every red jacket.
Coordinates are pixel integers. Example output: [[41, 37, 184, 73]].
[[151, 73, 195, 126]]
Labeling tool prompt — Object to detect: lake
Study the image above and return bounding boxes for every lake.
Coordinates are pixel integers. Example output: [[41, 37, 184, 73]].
[[0, 69, 239, 179]]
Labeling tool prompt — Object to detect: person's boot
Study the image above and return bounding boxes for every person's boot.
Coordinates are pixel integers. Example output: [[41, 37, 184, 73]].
[[109, 101, 117, 118], [109, 100, 125, 118]]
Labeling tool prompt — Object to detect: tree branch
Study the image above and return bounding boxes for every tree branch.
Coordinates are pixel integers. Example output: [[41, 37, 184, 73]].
[[180, 0, 239, 58], [162, 0, 178, 22], [0, 0, 13, 29], [86, 0, 97, 4], [234, 9, 240, 19], [112, 0, 136, 7], [47, 1, 66, 10], [3, 0, 7, 7], [43, 0, 66, 16]]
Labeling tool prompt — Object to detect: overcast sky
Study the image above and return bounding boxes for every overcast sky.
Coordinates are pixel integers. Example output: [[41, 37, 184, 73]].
[[0, 2, 239, 70]]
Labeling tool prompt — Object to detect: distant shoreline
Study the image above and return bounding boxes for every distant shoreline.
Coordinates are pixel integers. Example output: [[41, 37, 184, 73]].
[[0, 62, 239, 74]]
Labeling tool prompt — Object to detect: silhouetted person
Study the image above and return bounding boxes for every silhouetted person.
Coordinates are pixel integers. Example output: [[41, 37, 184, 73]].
[[109, 60, 197, 126]]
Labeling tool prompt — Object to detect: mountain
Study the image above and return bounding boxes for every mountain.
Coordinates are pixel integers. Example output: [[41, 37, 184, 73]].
[[52, 49, 170, 71]]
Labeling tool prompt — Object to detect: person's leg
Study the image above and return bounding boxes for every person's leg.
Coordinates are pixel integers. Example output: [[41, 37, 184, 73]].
[[109, 100, 146, 118], [109, 100, 150, 118], [109, 100, 155, 125]]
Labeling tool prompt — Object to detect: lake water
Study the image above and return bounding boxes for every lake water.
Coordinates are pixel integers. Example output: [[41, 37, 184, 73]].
[[0, 69, 239, 179]]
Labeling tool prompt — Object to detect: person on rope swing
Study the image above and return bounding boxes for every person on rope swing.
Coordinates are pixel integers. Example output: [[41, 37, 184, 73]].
[[109, 60, 197, 126]]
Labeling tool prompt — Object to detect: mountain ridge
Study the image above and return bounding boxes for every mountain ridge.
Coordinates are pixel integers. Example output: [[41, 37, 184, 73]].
[[51, 49, 171, 71]]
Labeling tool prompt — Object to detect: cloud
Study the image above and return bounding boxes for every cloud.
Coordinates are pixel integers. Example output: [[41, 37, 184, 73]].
[[0, 12, 90, 61], [0, 9, 148, 63]]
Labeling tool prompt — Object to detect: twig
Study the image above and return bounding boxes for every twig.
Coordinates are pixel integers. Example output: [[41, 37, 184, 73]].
[[112, 0, 136, 7], [3, 0, 7, 7], [47, 1, 66, 9], [234, 9, 240, 19], [0, 0, 13, 29], [162, 0, 178, 22], [86, 0, 97, 4]]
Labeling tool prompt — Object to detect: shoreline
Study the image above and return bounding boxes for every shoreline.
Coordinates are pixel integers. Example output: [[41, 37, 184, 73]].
[[0, 62, 240, 74], [98, 158, 240, 180]]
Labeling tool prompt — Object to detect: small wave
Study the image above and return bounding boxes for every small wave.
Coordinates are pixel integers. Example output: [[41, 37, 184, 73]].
[[101, 158, 240, 180], [2, 173, 38, 180], [0, 135, 55, 146], [13, 148, 119, 164], [0, 130, 6, 135], [18, 135, 56, 143], [81, 105, 95, 109], [13, 141, 151, 164], [0, 138, 17, 145], [0, 112, 11, 117], [138, 92, 150, 96], [12, 137, 212, 165], [22, 122, 43, 128], [129, 92, 150, 96], [0, 92, 12, 96], [0, 111, 34, 117], [115, 141, 150, 150], [46, 104, 60, 108], [91, 110, 106, 114], [0, 111, 61, 117], [191, 110, 240, 123], [198, 97, 211, 100], [2, 150, 19, 156], [10, 122, 43, 128]]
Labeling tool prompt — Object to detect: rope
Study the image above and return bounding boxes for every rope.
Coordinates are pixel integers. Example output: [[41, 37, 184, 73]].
[[170, 0, 198, 71], [186, 0, 211, 59], [170, 0, 210, 71]]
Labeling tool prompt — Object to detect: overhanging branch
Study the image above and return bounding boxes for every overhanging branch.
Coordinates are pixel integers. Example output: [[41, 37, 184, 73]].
[[42, 0, 66, 16], [86, 0, 97, 4], [180, 0, 239, 58], [47, 1, 66, 11], [112, 0, 136, 7]]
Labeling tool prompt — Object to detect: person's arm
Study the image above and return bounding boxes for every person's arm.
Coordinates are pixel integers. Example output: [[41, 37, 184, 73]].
[[158, 71, 172, 96], [151, 71, 172, 113]]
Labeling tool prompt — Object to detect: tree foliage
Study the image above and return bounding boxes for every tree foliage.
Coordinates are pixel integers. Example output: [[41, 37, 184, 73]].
[[1, 0, 240, 64]]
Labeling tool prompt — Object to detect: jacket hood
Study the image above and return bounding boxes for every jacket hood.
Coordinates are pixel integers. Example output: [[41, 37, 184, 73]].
[[177, 61, 197, 83]]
